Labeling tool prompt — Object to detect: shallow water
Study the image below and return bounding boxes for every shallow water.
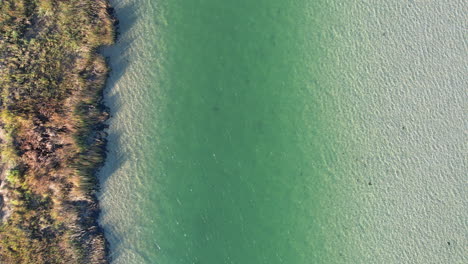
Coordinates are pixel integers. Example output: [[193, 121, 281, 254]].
[[100, 0, 467, 263]]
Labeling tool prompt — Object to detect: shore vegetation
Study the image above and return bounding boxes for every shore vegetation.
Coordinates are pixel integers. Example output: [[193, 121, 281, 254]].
[[0, 0, 115, 263]]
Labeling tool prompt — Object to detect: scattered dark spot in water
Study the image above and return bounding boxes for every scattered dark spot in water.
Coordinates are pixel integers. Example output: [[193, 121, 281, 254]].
[[382, 32, 387, 36], [447, 241, 451, 246], [212, 106, 220, 112], [402, 126, 406, 130], [368, 181, 372, 186]]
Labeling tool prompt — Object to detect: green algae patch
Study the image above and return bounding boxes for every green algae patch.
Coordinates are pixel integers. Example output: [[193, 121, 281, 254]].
[[0, 0, 115, 263]]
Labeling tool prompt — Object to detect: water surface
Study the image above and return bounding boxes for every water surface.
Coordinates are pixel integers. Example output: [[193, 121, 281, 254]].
[[100, 0, 467, 263]]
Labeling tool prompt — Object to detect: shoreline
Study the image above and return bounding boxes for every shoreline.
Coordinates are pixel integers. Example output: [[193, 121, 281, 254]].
[[0, 1, 116, 263]]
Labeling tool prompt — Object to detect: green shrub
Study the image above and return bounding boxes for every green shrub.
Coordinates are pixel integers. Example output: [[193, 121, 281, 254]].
[[5, 169, 20, 185]]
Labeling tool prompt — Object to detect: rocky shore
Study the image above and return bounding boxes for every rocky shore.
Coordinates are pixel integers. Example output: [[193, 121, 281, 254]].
[[0, 1, 115, 263]]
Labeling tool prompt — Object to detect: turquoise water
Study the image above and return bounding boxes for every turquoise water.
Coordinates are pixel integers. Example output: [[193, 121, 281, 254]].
[[149, 1, 340, 263], [100, 0, 467, 263], [101, 0, 345, 263]]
